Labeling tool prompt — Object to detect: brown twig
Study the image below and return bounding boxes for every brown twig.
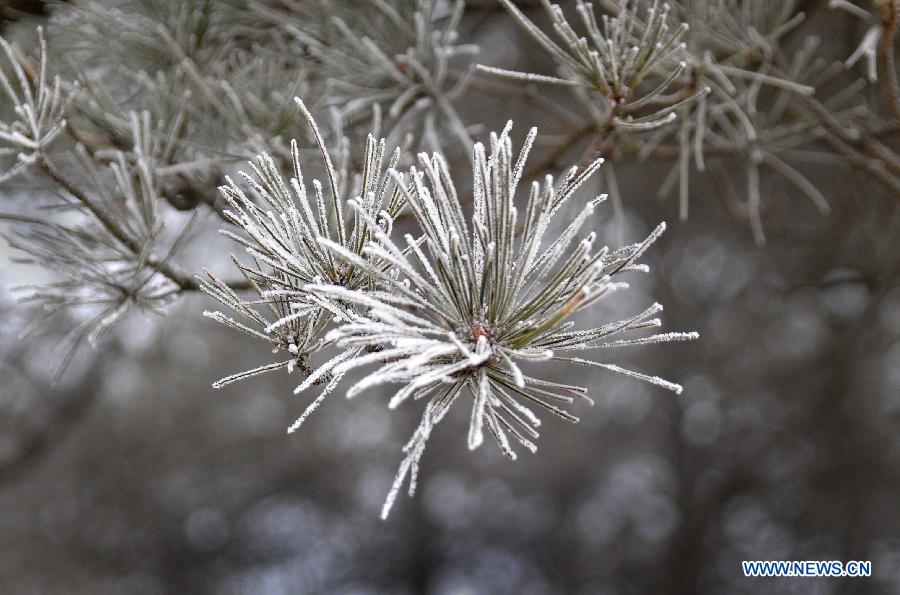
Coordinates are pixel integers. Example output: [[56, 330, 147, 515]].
[[459, 72, 584, 129], [576, 112, 619, 169], [34, 154, 257, 291], [880, 0, 900, 122]]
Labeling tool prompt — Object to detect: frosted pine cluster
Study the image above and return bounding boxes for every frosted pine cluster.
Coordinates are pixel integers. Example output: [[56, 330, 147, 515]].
[[2, 0, 897, 519], [203, 102, 697, 517]]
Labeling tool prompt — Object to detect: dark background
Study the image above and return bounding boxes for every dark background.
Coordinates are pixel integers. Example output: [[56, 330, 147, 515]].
[[1, 1, 899, 593]]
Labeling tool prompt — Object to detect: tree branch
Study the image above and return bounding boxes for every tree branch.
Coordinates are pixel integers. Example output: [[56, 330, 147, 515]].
[[35, 154, 253, 291], [880, 0, 900, 122]]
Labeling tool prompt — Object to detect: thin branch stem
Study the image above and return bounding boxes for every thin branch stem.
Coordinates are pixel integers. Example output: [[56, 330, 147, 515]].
[[460, 72, 584, 128], [34, 154, 252, 291], [64, 120, 230, 221], [522, 123, 595, 182], [35, 153, 196, 289], [880, 1, 900, 121]]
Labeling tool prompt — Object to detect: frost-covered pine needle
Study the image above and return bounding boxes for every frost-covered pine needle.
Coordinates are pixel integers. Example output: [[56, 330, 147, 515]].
[[485, 0, 707, 131], [483, 0, 850, 241], [307, 122, 697, 518], [0, 27, 68, 181], [199, 98, 408, 428]]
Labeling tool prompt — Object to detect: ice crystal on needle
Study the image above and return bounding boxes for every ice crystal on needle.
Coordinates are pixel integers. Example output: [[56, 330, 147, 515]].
[[303, 123, 698, 518]]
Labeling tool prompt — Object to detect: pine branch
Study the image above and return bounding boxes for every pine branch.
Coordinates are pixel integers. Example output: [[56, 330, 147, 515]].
[[33, 154, 197, 290], [880, 0, 900, 121]]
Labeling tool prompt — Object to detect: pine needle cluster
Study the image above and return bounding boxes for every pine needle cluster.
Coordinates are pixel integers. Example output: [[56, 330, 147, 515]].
[[204, 101, 696, 517]]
